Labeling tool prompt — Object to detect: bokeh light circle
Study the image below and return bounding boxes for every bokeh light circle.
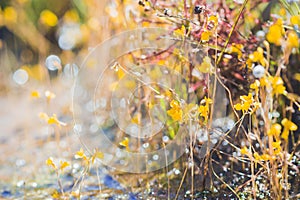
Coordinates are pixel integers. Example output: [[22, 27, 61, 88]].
[[73, 28, 228, 173]]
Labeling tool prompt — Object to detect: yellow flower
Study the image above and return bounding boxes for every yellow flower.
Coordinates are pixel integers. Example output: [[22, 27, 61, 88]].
[[45, 90, 56, 102], [248, 47, 266, 67], [196, 56, 212, 73], [174, 25, 186, 38], [119, 137, 129, 151], [167, 100, 183, 122], [259, 76, 268, 87], [234, 93, 253, 113], [3, 7, 17, 23], [272, 141, 281, 149], [287, 31, 299, 49], [91, 150, 104, 163], [31, 90, 40, 98], [46, 157, 57, 169], [59, 161, 70, 171], [267, 123, 282, 138], [281, 118, 298, 140], [270, 76, 286, 96], [47, 114, 66, 126], [39, 112, 49, 121], [52, 190, 60, 199], [253, 152, 261, 161], [250, 80, 260, 93], [208, 15, 218, 27], [198, 105, 209, 120], [75, 148, 88, 160], [240, 146, 249, 155], [203, 96, 213, 105], [260, 154, 270, 161], [229, 43, 243, 59], [47, 115, 59, 125], [40, 10, 58, 27], [266, 19, 284, 46], [198, 96, 212, 122], [63, 9, 79, 23], [131, 114, 140, 124], [272, 140, 282, 155], [290, 15, 300, 26], [201, 30, 211, 42]]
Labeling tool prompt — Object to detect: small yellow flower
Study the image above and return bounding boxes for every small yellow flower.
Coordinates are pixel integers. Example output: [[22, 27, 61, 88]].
[[259, 76, 268, 87], [119, 137, 129, 151], [75, 148, 88, 160], [174, 25, 186, 38], [229, 43, 243, 59], [253, 152, 261, 161], [167, 100, 183, 122], [203, 96, 213, 105], [201, 30, 211, 42], [196, 56, 212, 73], [270, 76, 286, 96], [198, 96, 212, 122], [52, 190, 60, 198], [59, 161, 70, 171], [260, 154, 270, 161], [272, 141, 281, 149], [63, 9, 79, 23], [47, 114, 66, 126], [266, 19, 284, 46], [248, 47, 266, 67], [281, 118, 298, 140], [3, 7, 17, 23], [234, 93, 253, 113], [91, 149, 104, 163], [39, 112, 49, 120], [46, 157, 57, 169], [240, 146, 249, 155], [268, 123, 282, 138], [208, 15, 218, 27], [131, 114, 140, 125], [40, 10, 58, 27], [47, 116, 59, 125], [290, 15, 300, 26], [45, 90, 56, 103], [250, 80, 260, 93], [31, 90, 40, 98], [287, 31, 299, 49]]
